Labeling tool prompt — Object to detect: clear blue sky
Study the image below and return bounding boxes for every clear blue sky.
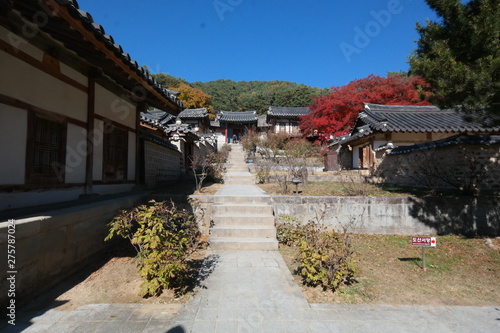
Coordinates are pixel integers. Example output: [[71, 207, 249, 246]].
[[76, 0, 438, 89]]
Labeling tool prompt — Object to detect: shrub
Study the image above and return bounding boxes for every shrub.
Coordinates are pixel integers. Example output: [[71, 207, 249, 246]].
[[298, 221, 356, 291], [276, 211, 357, 292], [105, 200, 200, 297], [275, 214, 306, 246]]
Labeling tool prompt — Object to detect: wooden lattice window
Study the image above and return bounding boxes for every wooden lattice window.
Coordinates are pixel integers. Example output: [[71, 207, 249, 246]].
[[103, 124, 128, 181], [27, 114, 66, 184]]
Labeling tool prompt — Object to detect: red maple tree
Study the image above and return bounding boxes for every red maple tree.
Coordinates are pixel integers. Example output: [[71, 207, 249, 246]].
[[300, 74, 431, 142]]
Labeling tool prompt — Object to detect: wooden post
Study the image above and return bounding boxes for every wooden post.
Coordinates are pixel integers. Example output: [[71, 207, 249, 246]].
[[422, 246, 426, 270]]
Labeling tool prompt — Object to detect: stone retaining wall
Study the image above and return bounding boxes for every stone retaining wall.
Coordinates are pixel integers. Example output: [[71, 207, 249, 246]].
[[0, 194, 145, 309], [272, 196, 500, 236]]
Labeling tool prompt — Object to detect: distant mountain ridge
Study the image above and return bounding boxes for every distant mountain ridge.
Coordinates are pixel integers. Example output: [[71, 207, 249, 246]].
[[152, 73, 328, 114]]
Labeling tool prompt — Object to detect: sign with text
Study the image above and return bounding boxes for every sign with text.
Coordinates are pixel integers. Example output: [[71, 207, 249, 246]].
[[412, 237, 436, 247]]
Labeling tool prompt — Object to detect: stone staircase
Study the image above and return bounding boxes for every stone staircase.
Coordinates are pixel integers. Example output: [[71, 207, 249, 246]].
[[209, 144, 278, 251]]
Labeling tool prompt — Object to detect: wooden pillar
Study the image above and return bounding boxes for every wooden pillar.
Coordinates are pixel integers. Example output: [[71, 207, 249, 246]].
[[136, 102, 146, 187], [84, 71, 96, 195]]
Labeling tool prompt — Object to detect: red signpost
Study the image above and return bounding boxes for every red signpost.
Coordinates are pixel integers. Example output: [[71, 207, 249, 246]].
[[412, 237, 436, 270]]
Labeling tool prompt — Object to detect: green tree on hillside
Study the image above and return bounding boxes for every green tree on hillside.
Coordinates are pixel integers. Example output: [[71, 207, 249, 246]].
[[152, 73, 190, 90], [192, 80, 327, 113], [409, 0, 500, 124]]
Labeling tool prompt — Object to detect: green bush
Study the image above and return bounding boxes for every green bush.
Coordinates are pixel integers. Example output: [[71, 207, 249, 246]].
[[276, 213, 357, 292], [298, 221, 356, 291], [105, 200, 200, 297], [276, 214, 306, 246]]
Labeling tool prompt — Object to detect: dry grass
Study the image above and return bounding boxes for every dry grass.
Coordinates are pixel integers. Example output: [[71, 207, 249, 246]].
[[280, 234, 500, 305], [258, 181, 419, 197]]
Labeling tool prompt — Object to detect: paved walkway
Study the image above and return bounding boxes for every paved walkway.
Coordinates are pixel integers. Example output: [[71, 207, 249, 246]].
[[5, 144, 499, 332]]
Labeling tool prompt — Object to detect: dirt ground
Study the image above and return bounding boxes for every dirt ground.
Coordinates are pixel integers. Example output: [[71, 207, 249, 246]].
[[29, 234, 499, 312], [27, 238, 208, 312]]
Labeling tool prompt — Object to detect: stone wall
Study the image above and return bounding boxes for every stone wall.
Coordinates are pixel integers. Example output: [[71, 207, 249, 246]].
[[272, 196, 500, 236], [189, 194, 500, 237], [374, 144, 500, 194], [144, 142, 181, 188], [0, 193, 144, 309]]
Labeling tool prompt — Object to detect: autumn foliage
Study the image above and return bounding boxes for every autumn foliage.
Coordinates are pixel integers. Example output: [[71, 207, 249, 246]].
[[169, 83, 213, 111], [299, 74, 431, 142]]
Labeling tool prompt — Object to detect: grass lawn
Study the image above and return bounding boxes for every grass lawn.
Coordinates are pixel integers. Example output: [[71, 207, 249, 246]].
[[280, 234, 500, 305]]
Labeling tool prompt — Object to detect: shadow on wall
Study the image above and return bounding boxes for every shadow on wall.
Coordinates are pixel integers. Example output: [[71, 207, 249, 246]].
[[408, 196, 500, 236]]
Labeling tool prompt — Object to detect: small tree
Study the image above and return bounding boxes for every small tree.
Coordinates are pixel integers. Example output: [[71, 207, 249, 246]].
[[105, 200, 201, 297], [190, 154, 209, 192]]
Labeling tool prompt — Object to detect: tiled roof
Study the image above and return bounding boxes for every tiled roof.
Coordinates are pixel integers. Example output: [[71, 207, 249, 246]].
[[218, 111, 258, 123], [267, 106, 310, 118], [362, 103, 499, 132], [141, 110, 199, 138], [140, 109, 175, 126], [328, 125, 373, 147], [9, 0, 184, 111], [389, 134, 500, 155], [179, 108, 208, 119], [140, 131, 179, 152]]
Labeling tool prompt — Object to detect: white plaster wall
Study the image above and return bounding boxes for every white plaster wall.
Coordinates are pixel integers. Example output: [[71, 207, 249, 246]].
[[0, 50, 87, 122], [127, 132, 136, 180], [0, 26, 44, 61], [65, 124, 87, 184], [352, 145, 360, 168], [60, 62, 87, 87], [92, 119, 104, 181], [0, 105, 27, 185], [373, 140, 387, 150], [94, 84, 136, 129]]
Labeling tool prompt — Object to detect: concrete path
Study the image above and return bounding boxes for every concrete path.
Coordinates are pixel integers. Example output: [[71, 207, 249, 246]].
[[5, 144, 499, 332]]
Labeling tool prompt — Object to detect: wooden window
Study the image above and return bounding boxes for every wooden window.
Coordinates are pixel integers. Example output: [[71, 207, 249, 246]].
[[26, 114, 66, 184], [103, 123, 128, 181]]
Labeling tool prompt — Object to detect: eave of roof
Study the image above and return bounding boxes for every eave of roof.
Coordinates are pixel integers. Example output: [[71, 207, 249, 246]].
[[9, 0, 184, 113], [179, 108, 208, 119], [267, 106, 310, 118], [218, 111, 258, 123], [389, 134, 500, 155], [361, 103, 500, 133]]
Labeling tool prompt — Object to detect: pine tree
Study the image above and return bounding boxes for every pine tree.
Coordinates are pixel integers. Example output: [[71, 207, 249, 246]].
[[409, 0, 500, 124]]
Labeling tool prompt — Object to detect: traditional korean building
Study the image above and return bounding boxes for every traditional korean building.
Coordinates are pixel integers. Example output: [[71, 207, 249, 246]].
[[178, 108, 210, 133], [212, 110, 259, 143], [0, 0, 185, 210], [266, 106, 310, 136], [327, 103, 500, 170]]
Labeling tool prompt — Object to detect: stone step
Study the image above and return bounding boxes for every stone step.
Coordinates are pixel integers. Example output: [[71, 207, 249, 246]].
[[214, 195, 271, 204], [224, 179, 255, 185], [210, 226, 276, 238], [212, 215, 275, 227], [209, 238, 279, 251], [213, 204, 273, 216], [224, 175, 255, 182]]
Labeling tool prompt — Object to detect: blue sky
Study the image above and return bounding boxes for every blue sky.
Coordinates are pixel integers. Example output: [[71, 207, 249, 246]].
[[76, 0, 438, 89]]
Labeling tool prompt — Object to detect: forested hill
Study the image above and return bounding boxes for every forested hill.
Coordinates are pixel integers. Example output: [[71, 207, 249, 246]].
[[152, 73, 328, 114]]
